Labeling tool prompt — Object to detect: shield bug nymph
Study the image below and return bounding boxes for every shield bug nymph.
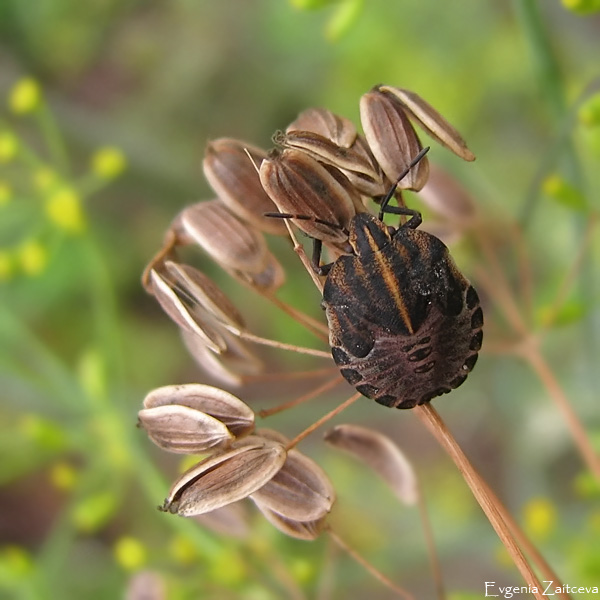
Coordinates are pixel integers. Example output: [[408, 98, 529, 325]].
[[268, 147, 483, 409]]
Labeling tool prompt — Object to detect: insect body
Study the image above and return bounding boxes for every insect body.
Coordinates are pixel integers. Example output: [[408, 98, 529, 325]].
[[266, 147, 482, 409], [322, 210, 482, 409]]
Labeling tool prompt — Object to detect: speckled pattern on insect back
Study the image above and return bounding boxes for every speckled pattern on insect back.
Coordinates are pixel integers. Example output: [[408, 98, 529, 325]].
[[322, 213, 483, 409]]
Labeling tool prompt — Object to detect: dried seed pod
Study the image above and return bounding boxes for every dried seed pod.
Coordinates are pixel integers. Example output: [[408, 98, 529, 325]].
[[275, 130, 387, 197], [324, 424, 417, 505], [417, 163, 476, 223], [143, 384, 255, 438], [181, 328, 263, 386], [164, 261, 246, 331], [286, 107, 357, 148], [149, 268, 226, 353], [259, 148, 363, 245], [255, 428, 290, 445], [160, 439, 287, 516], [252, 498, 327, 541], [250, 448, 336, 521], [203, 138, 288, 236], [176, 200, 268, 274], [379, 85, 476, 162], [174, 200, 285, 292], [138, 404, 234, 453], [360, 88, 429, 191]]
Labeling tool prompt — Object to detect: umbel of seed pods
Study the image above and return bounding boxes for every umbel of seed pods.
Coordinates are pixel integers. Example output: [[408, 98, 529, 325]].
[[139, 84, 480, 535]]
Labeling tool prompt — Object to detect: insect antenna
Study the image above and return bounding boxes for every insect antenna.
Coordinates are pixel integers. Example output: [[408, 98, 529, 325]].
[[378, 146, 430, 220], [264, 212, 348, 235]]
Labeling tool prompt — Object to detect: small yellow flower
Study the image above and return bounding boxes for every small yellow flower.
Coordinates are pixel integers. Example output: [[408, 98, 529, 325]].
[[33, 167, 58, 192], [523, 497, 557, 540], [9, 77, 42, 114], [0, 131, 19, 163], [91, 146, 127, 180], [578, 92, 600, 127], [49, 462, 77, 491], [0, 250, 14, 281], [45, 186, 86, 233], [114, 537, 147, 571], [0, 181, 11, 206], [562, 0, 600, 15], [18, 240, 48, 276]]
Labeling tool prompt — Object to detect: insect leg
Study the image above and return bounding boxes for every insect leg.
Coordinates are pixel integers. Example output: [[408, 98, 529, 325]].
[[378, 146, 430, 221], [311, 238, 334, 276], [379, 205, 422, 229]]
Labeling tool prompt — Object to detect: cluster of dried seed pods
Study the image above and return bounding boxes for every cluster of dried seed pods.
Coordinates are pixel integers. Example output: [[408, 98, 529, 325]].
[[141, 83, 481, 541], [139, 385, 336, 539]]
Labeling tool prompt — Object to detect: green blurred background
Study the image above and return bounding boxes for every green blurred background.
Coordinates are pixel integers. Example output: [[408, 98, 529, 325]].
[[1, 1, 600, 598]]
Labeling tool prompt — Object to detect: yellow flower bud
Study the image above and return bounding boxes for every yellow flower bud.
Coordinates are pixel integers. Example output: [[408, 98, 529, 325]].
[[18, 240, 48, 276], [114, 537, 147, 571], [578, 92, 600, 128], [49, 461, 77, 491], [9, 78, 42, 114], [45, 187, 86, 233], [523, 497, 556, 540], [91, 146, 127, 179], [562, 0, 600, 15], [0, 181, 11, 206], [0, 131, 19, 163], [0, 250, 14, 281]]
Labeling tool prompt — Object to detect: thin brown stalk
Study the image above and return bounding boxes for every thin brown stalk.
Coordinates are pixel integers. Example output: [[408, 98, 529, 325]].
[[259, 376, 343, 417], [283, 219, 326, 293], [242, 366, 339, 383], [416, 483, 446, 600], [482, 482, 573, 600], [519, 341, 600, 481], [286, 392, 360, 449], [233, 330, 331, 358], [539, 212, 597, 331], [505, 219, 535, 324], [474, 220, 599, 480], [414, 403, 545, 599], [265, 292, 330, 341], [326, 526, 415, 600]]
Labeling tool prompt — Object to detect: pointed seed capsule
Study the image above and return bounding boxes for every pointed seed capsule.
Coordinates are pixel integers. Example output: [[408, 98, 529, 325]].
[[143, 384, 255, 437], [203, 138, 288, 235], [259, 148, 363, 245], [160, 439, 287, 517], [324, 424, 418, 505], [250, 448, 336, 521], [379, 86, 475, 162], [286, 107, 357, 148], [360, 88, 429, 191]]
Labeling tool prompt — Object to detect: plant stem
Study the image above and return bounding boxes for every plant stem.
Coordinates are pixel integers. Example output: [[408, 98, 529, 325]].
[[415, 403, 545, 599], [326, 527, 415, 600], [259, 376, 343, 417], [416, 484, 446, 600], [286, 392, 360, 449], [519, 341, 600, 481]]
